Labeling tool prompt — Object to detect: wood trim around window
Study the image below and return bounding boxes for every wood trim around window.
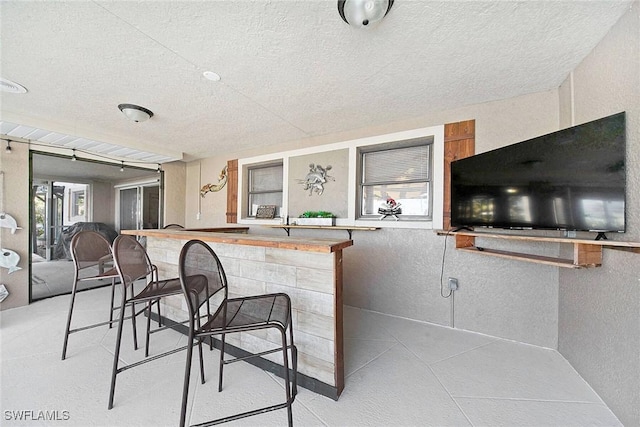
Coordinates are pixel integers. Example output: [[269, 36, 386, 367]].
[[226, 159, 238, 223], [443, 120, 475, 230]]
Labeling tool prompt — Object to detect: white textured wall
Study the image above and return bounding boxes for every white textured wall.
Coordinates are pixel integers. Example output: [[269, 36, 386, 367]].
[[162, 161, 186, 227], [557, 3, 640, 426], [258, 224, 560, 348]]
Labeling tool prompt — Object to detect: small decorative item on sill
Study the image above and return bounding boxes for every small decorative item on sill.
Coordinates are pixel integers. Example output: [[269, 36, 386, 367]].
[[256, 205, 277, 219], [378, 197, 402, 221], [295, 211, 336, 226]]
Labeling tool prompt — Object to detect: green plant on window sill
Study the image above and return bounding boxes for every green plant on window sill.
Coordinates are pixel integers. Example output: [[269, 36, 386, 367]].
[[299, 211, 335, 218]]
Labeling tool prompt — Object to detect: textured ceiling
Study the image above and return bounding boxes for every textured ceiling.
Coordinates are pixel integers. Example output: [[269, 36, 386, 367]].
[[0, 0, 632, 163]]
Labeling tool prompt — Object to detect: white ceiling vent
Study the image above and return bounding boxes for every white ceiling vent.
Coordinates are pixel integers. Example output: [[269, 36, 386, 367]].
[[0, 77, 28, 94]]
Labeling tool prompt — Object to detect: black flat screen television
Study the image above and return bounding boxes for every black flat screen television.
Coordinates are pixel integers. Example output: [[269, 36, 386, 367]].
[[451, 112, 626, 233]]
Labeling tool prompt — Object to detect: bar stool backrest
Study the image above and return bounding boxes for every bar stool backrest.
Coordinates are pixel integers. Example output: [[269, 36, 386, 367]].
[[178, 240, 228, 318], [163, 224, 184, 229], [71, 231, 112, 271], [112, 235, 153, 287]]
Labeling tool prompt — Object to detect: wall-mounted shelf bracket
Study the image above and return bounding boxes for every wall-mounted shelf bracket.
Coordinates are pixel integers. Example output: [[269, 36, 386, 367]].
[[267, 225, 379, 240]]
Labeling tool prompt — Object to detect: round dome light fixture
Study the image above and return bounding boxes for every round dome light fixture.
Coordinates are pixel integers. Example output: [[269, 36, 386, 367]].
[[338, 0, 393, 28], [118, 103, 154, 122]]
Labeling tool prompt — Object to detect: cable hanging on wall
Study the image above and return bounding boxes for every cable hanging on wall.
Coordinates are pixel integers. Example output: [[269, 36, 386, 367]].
[[439, 229, 453, 299]]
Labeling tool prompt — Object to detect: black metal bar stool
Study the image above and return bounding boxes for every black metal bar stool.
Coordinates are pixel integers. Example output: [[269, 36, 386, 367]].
[[107, 234, 186, 409], [178, 239, 297, 427], [62, 230, 121, 360]]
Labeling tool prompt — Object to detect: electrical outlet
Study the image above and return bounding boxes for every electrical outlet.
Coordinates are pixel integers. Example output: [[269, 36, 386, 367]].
[[196, 212, 201, 220], [448, 277, 459, 291]]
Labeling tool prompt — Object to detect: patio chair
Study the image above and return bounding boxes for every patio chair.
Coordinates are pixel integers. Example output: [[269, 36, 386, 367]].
[[62, 231, 120, 360], [107, 234, 185, 410], [177, 239, 297, 427]]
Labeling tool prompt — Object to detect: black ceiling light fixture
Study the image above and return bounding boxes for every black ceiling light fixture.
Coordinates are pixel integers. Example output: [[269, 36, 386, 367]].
[[5, 140, 12, 154], [118, 103, 154, 123], [338, 0, 394, 27]]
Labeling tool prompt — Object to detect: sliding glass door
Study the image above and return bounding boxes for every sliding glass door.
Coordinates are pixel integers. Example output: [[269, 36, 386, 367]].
[[118, 184, 161, 231]]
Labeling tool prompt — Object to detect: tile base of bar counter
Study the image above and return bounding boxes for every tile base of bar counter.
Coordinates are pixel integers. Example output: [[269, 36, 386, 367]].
[[122, 229, 353, 399]]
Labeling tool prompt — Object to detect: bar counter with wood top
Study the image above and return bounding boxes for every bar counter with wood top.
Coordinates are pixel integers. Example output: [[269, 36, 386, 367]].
[[122, 228, 353, 399]]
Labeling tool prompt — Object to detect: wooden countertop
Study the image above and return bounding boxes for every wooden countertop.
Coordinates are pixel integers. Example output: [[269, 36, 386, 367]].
[[122, 228, 353, 253]]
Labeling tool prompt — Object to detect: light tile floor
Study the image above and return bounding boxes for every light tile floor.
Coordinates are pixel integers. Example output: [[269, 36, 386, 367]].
[[31, 259, 110, 300], [1, 286, 622, 426]]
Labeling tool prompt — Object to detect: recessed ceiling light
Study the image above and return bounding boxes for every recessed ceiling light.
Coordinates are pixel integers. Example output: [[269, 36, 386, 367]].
[[203, 71, 221, 82], [1, 77, 28, 94]]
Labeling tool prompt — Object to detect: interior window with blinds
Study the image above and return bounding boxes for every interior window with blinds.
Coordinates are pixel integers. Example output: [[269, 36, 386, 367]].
[[360, 141, 432, 218], [248, 163, 283, 217]]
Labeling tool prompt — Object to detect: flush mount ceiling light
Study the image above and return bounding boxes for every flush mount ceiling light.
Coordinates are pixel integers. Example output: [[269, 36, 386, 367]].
[[1, 77, 28, 94], [118, 104, 154, 123], [203, 71, 221, 82], [338, 0, 393, 27]]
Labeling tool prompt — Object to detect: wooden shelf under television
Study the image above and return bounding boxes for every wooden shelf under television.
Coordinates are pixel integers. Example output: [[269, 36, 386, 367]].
[[436, 230, 640, 268]]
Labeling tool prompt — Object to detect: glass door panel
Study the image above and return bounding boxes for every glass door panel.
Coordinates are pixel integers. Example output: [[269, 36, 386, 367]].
[[50, 185, 64, 260], [119, 187, 139, 230], [118, 184, 161, 231], [142, 186, 160, 229]]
